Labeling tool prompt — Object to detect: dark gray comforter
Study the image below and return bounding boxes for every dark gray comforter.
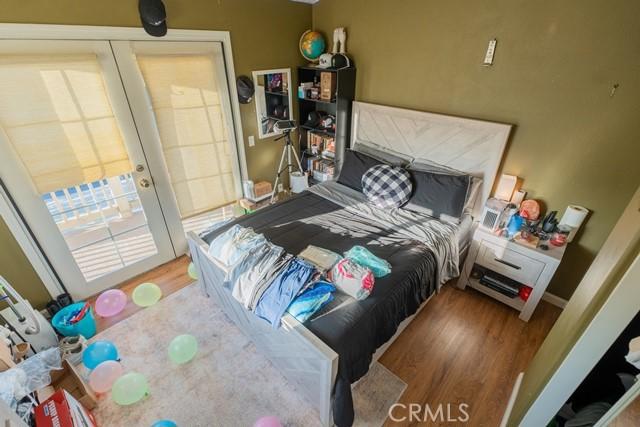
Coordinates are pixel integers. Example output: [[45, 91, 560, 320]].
[[202, 191, 439, 426]]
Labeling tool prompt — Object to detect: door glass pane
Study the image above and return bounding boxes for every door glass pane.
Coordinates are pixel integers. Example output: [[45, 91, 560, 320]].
[[134, 53, 239, 233], [42, 174, 157, 282], [0, 54, 159, 283]]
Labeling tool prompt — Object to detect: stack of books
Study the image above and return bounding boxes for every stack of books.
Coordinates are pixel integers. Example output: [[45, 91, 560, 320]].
[[308, 132, 335, 159], [306, 131, 336, 181]]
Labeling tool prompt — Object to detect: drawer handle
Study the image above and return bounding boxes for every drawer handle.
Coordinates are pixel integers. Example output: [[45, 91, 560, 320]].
[[494, 258, 521, 270]]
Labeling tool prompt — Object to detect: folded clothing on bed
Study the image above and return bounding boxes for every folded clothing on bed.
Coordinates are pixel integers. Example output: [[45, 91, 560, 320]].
[[287, 280, 336, 323], [330, 258, 375, 300], [344, 245, 391, 278], [298, 245, 342, 272], [247, 252, 293, 311], [254, 258, 317, 328], [229, 241, 284, 308], [208, 224, 266, 267]]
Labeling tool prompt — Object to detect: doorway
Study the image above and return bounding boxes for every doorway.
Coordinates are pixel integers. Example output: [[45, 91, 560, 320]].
[[0, 36, 244, 300]]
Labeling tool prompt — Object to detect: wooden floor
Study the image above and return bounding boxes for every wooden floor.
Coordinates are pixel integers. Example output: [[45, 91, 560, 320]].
[[380, 284, 560, 426], [87, 256, 193, 333], [95, 256, 560, 426]]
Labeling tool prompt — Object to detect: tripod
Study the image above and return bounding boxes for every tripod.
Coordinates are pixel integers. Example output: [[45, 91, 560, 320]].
[[271, 129, 304, 203]]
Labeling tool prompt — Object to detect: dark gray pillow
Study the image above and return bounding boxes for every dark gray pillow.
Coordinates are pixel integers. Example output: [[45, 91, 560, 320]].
[[403, 169, 471, 221], [352, 142, 411, 167], [337, 149, 382, 192]]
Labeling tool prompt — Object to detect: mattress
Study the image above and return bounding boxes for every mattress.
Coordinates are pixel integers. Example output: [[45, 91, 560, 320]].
[[201, 184, 462, 426]]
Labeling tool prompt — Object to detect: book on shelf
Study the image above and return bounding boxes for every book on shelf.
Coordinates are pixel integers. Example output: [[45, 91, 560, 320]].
[[321, 150, 335, 159], [307, 131, 335, 157]]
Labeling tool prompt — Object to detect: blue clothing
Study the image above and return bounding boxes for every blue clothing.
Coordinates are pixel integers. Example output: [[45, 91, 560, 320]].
[[254, 258, 316, 328], [287, 280, 335, 323]]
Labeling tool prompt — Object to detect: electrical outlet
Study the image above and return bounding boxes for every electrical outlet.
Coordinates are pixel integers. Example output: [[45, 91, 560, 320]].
[[248, 135, 255, 147], [277, 183, 283, 193], [483, 38, 497, 66]]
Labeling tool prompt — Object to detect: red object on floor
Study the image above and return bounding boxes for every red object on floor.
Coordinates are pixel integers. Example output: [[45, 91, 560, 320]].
[[519, 285, 533, 301], [35, 389, 97, 427], [69, 303, 90, 324]]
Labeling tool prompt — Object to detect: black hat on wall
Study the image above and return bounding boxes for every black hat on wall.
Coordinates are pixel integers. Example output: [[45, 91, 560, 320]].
[[139, 0, 168, 37], [236, 75, 255, 104]]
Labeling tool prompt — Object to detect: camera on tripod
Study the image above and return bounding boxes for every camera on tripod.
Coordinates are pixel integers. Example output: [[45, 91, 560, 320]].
[[269, 120, 308, 203], [274, 120, 297, 133]]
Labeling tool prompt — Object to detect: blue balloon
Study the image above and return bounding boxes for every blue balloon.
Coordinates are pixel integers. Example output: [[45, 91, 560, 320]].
[[82, 340, 119, 370], [151, 421, 177, 427]]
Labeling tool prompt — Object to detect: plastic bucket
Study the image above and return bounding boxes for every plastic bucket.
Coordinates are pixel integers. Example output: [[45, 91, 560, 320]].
[[51, 302, 97, 339]]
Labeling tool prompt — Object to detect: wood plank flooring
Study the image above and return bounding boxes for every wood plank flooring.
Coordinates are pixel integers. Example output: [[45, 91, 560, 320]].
[[87, 256, 193, 333], [380, 284, 560, 426], [93, 257, 560, 426]]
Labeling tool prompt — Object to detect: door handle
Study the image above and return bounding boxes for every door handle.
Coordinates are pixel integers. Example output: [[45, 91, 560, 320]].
[[139, 178, 151, 188], [494, 258, 521, 270]]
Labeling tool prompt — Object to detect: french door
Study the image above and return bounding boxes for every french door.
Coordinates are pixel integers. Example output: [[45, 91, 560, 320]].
[[0, 40, 242, 299], [111, 41, 243, 254]]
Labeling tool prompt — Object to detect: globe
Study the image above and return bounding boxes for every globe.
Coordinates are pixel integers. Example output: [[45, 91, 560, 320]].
[[299, 30, 326, 62]]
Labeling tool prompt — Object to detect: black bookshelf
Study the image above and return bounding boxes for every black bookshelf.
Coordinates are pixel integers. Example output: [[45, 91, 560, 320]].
[[297, 66, 355, 185]]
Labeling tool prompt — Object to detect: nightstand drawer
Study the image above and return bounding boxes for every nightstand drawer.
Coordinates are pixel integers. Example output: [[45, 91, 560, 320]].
[[477, 240, 544, 285]]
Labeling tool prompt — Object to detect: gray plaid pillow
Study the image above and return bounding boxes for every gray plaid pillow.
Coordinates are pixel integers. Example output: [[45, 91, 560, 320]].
[[361, 164, 412, 209]]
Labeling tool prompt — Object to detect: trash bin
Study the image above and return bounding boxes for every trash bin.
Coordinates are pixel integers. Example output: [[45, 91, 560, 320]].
[[52, 302, 96, 339]]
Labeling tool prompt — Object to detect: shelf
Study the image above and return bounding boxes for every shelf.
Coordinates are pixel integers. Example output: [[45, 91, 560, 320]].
[[298, 97, 335, 105], [299, 66, 338, 72], [468, 278, 525, 311], [300, 125, 335, 136], [265, 90, 289, 97], [246, 192, 273, 203]]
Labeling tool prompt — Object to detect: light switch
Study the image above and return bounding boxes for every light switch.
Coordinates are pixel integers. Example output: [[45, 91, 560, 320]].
[[248, 135, 255, 147], [483, 39, 497, 66]]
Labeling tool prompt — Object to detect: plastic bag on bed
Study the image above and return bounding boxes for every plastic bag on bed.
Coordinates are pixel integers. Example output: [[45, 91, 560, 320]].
[[344, 245, 391, 278]]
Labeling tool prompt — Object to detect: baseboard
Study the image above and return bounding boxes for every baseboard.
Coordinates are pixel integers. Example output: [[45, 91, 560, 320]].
[[500, 372, 524, 427], [542, 292, 568, 309]]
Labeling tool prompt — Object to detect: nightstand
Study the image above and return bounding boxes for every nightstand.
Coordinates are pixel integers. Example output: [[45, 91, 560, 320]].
[[458, 227, 566, 321]]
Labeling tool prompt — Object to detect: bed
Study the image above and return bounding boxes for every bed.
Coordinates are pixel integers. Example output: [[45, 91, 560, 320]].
[[187, 101, 511, 426]]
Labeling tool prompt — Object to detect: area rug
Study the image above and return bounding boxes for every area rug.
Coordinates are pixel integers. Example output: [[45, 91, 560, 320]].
[[91, 283, 406, 427]]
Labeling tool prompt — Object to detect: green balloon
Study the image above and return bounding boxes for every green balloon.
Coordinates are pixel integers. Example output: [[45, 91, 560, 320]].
[[187, 262, 198, 280], [168, 334, 198, 364], [112, 372, 148, 405], [132, 282, 162, 307]]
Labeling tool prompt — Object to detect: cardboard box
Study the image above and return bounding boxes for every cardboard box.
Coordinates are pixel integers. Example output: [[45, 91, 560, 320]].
[[253, 181, 272, 198], [0, 340, 15, 372], [48, 360, 97, 410], [320, 72, 336, 101], [35, 389, 97, 427]]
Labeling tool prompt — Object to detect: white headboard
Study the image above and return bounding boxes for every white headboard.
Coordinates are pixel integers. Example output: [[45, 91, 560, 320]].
[[351, 101, 512, 214]]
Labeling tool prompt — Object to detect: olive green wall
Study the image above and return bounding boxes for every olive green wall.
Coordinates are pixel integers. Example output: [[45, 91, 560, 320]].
[[0, 217, 51, 308], [0, 0, 311, 307], [313, 0, 640, 299]]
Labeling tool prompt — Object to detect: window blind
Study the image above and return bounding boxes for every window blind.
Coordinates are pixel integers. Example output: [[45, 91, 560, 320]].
[[0, 54, 132, 194], [135, 54, 236, 219]]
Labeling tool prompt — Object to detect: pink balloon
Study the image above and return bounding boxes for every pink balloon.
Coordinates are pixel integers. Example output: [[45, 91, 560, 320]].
[[253, 416, 282, 427], [88, 360, 123, 393], [95, 289, 127, 317]]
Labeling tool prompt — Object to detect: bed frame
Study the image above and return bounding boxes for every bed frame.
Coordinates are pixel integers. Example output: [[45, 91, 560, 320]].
[[187, 101, 511, 426]]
